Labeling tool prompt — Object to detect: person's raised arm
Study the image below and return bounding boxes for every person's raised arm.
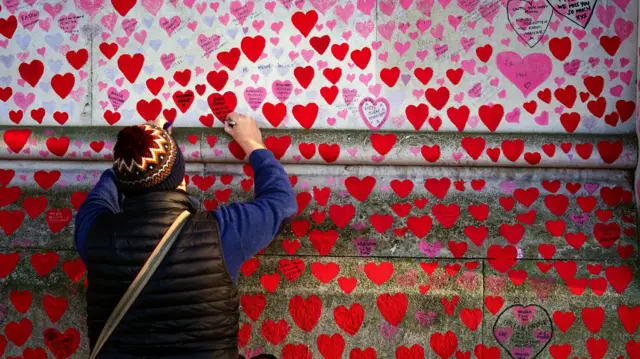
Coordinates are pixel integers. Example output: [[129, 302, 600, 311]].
[[212, 113, 296, 282], [74, 169, 124, 263]]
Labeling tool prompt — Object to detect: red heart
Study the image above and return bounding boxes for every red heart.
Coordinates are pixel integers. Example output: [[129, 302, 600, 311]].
[[584, 76, 604, 97], [334, 303, 364, 336], [338, 276, 357, 294], [9, 290, 32, 314], [548, 37, 572, 61], [172, 90, 194, 113], [501, 139, 524, 162], [282, 344, 312, 359], [328, 204, 355, 228], [549, 344, 572, 359], [0, 169, 15, 186], [425, 87, 450, 110], [597, 140, 623, 164], [475, 44, 493, 62], [559, 112, 580, 132], [349, 348, 376, 359], [376, 292, 407, 326], [173, 69, 191, 87], [312, 186, 331, 206], [459, 308, 482, 331], [350, 47, 372, 70], [554, 85, 577, 108], [513, 187, 539, 207], [117, 53, 144, 83], [46, 137, 70, 157], [330, 42, 349, 61], [6, 318, 32, 347], [461, 137, 485, 160], [370, 134, 396, 156], [537, 88, 552, 103], [487, 245, 517, 273], [294, 66, 314, 88], [111, 0, 136, 16], [241, 35, 266, 62], [445, 68, 463, 85], [318, 143, 340, 163], [261, 320, 289, 345], [593, 222, 620, 249], [478, 104, 503, 132], [605, 265, 632, 294], [407, 215, 433, 238], [424, 177, 451, 200], [99, 42, 118, 59], [432, 203, 460, 228], [65, 49, 88, 70], [4, 129, 32, 153], [309, 34, 330, 54], [564, 232, 586, 249], [484, 296, 504, 315], [264, 135, 291, 160], [45, 208, 72, 234], [600, 36, 621, 56], [618, 305, 640, 334], [70, 191, 88, 211], [136, 98, 162, 122], [208, 92, 237, 122], [61, 258, 85, 282], [364, 262, 394, 285], [18, 60, 44, 87], [554, 261, 577, 281], [240, 293, 266, 321], [311, 262, 338, 283], [587, 97, 606, 118], [404, 104, 429, 130], [380, 67, 400, 87], [309, 229, 338, 255], [292, 102, 319, 129], [474, 345, 500, 359], [464, 225, 488, 247], [0, 15, 18, 39], [291, 9, 318, 37], [627, 341, 640, 359], [369, 213, 394, 233], [317, 333, 345, 359], [288, 295, 322, 332], [430, 331, 458, 359], [585, 337, 608, 359], [616, 100, 635, 122], [345, 176, 376, 201], [397, 344, 424, 359], [0, 210, 25, 235], [43, 295, 67, 323], [262, 102, 287, 127], [217, 48, 241, 70], [104, 110, 121, 125], [413, 67, 433, 85], [278, 258, 305, 282], [0, 186, 21, 207], [30, 252, 59, 277], [499, 224, 525, 244], [447, 105, 470, 131], [553, 311, 575, 332], [0, 252, 19, 278]]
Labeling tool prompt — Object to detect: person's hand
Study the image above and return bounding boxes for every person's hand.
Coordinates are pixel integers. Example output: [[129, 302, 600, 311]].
[[224, 112, 265, 157]]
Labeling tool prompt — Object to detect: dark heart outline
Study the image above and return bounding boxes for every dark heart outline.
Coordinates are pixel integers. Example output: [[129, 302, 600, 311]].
[[492, 304, 554, 359], [545, 0, 598, 29], [506, 0, 554, 49]]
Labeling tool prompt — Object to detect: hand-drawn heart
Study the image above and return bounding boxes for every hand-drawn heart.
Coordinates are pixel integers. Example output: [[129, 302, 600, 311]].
[[507, 0, 553, 48], [496, 52, 552, 98], [546, 0, 596, 28], [493, 304, 553, 359], [359, 97, 390, 130]]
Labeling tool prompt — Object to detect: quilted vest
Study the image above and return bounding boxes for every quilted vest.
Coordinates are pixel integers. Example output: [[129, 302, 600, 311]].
[[85, 190, 239, 358]]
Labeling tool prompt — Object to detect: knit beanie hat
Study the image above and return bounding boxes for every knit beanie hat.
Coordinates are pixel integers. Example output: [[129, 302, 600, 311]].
[[112, 124, 185, 193]]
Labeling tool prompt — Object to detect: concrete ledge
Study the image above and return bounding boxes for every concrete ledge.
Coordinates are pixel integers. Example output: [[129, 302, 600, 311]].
[[1, 127, 637, 168]]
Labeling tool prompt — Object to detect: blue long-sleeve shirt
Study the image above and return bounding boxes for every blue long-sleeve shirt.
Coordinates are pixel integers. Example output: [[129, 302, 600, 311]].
[[73, 149, 296, 283]]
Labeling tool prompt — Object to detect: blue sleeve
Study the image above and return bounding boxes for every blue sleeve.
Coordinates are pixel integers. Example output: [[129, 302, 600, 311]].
[[213, 149, 296, 283], [74, 169, 123, 263]]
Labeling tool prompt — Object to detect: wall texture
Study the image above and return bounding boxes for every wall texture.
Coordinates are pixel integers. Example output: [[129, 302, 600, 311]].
[[1, 0, 640, 358]]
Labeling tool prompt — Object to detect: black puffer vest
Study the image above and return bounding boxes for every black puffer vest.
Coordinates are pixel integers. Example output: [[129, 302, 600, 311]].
[[85, 190, 239, 359]]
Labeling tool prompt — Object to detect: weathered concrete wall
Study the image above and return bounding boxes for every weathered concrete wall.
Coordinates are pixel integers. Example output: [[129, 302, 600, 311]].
[[1, 0, 640, 358]]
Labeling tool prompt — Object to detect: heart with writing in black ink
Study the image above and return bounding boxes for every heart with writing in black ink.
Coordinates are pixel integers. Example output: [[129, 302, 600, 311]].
[[507, 0, 553, 48], [493, 304, 553, 359], [545, 0, 597, 28]]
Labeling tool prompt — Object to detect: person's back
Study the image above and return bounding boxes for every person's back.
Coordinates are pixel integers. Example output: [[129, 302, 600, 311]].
[[74, 114, 297, 358]]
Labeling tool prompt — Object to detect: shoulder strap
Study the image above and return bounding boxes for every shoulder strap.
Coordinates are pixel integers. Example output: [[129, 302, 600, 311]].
[[89, 210, 191, 359]]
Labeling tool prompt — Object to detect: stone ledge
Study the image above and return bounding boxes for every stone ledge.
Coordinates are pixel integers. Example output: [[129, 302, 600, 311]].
[[1, 127, 637, 168]]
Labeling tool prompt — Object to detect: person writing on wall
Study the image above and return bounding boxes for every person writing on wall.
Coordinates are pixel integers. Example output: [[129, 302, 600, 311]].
[[74, 113, 296, 358]]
